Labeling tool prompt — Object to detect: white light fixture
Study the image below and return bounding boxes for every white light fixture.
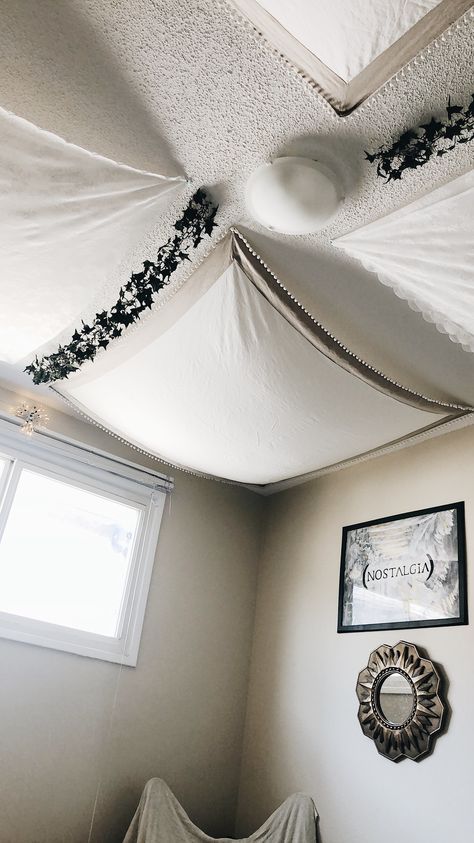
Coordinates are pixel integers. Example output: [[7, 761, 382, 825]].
[[245, 156, 342, 235]]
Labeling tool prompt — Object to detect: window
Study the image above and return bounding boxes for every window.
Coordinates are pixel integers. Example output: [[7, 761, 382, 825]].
[[0, 419, 170, 665]]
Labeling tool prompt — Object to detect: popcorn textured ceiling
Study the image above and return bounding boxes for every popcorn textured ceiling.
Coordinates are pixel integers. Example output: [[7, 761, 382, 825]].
[[0, 1, 473, 423]]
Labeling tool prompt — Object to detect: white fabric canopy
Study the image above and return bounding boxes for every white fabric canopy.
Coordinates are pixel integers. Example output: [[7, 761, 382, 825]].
[[56, 232, 461, 486], [238, 0, 442, 81], [123, 778, 317, 842], [334, 169, 474, 353], [0, 106, 184, 363]]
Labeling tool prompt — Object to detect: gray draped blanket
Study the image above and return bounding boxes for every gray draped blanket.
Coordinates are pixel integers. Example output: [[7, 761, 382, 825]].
[[123, 778, 318, 843]]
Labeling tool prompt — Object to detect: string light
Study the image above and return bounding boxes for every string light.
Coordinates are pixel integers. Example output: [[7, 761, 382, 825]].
[[14, 402, 49, 436]]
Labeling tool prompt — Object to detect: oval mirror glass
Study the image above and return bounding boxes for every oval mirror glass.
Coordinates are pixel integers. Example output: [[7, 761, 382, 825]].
[[378, 672, 414, 726]]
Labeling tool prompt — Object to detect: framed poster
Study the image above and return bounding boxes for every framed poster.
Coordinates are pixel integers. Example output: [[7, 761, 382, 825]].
[[338, 502, 467, 633]]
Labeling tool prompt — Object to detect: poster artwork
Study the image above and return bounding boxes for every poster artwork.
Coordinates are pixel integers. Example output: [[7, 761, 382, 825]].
[[338, 502, 467, 632]]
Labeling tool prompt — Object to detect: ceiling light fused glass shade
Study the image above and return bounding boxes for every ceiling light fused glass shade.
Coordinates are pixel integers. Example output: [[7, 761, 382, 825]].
[[245, 157, 341, 234]]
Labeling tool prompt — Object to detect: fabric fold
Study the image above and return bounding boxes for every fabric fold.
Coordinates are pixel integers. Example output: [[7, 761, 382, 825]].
[[53, 230, 470, 486], [333, 169, 474, 353], [0, 106, 185, 363], [230, 229, 465, 415], [228, 1, 470, 113], [123, 778, 318, 843]]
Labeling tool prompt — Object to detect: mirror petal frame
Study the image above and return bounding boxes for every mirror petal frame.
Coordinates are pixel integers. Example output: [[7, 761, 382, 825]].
[[356, 641, 445, 762]]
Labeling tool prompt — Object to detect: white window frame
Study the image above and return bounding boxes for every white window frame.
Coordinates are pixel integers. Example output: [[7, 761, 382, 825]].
[[0, 417, 172, 666]]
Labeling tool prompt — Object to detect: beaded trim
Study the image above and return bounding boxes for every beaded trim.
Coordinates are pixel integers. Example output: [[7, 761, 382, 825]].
[[50, 227, 473, 490], [231, 227, 471, 413], [266, 411, 474, 492], [222, 1, 474, 119], [50, 387, 248, 489]]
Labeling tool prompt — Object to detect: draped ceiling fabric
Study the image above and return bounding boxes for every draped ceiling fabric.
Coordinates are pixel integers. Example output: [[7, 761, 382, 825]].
[[55, 230, 468, 487], [0, 106, 184, 364], [250, 0, 443, 81], [230, 0, 472, 112], [334, 169, 474, 353]]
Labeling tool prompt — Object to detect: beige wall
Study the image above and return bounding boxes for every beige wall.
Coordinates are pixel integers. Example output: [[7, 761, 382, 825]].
[[237, 425, 474, 842], [0, 387, 264, 842], [3, 381, 474, 842]]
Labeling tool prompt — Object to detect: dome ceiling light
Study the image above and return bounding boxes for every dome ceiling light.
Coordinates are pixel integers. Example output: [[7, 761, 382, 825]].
[[245, 156, 342, 235]]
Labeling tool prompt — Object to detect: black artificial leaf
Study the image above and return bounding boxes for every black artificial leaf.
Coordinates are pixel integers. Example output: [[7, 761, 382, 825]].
[[397, 129, 418, 148], [466, 95, 474, 116], [204, 218, 217, 236], [446, 101, 463, 120], [365, 96, 474, 181], [443, 122, 463, 140], [95, 310, 109, 327], [137, 287, 154, 307], [25, 189, 219, 384], [420, 118, 443, 141], [148, 274, 164, 293]]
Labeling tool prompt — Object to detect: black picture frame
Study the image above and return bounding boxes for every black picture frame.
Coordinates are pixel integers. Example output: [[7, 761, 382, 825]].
[[337, 501, 467, 633]]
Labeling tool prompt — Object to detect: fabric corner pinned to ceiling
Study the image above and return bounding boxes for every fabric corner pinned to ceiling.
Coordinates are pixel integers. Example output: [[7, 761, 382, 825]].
[[0, 105, 185, 364], [228, 0, 471, 113], [333, 168, 474, 353]]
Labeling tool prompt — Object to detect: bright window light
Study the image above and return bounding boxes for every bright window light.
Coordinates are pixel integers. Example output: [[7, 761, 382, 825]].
[[0, 471, 140, 636], [0, 421, 169, 665]]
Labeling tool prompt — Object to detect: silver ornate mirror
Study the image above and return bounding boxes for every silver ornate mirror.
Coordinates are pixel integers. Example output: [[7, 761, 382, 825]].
[[356, 641, 445, 762]]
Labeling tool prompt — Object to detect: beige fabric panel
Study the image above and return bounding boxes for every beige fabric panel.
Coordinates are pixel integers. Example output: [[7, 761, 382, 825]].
[[348, 0, 474, 112], [64, 234, 233, 388], [230, 229, 468, 416]]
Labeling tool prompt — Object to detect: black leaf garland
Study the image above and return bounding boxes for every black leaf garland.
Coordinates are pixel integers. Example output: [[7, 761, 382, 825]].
[[25, 189, 218, 385], [365, 95, 474, 182]]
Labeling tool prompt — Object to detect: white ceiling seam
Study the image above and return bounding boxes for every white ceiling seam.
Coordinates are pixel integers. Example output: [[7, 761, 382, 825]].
[[0, 105, 185, 364], [333, 168, 474, 353], [53, 231, 469, 487], [227, 0, 474, 113]]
